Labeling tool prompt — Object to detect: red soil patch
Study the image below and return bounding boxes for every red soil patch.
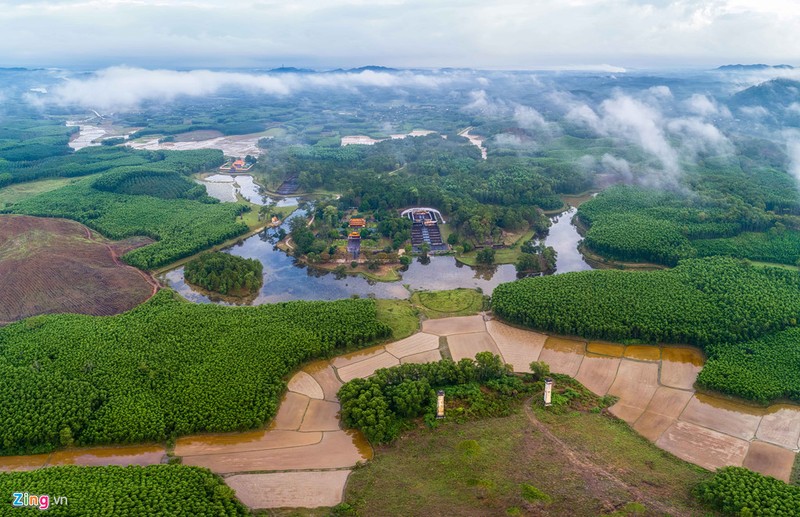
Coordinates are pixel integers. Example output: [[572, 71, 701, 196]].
[[0, 215, 157, 323]]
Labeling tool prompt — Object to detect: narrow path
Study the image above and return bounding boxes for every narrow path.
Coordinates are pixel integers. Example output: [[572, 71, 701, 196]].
[[523, 402, 683, 516]]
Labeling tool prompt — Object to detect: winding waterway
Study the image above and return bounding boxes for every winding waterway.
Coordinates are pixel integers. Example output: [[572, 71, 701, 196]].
[[199, 174, 300, 207], [161, 203, 592, 303]]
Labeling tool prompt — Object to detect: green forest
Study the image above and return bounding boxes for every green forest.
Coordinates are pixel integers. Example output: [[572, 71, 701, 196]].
[[184, 252, 263, 296], [0, 290, 389, 454], [258, 135, 587, 245], [578, 185, 800, 267], [491, 257, 800, 403], [695, 466, 800, 515], [0, 465, 248, 515], [698, 327, 800, 402]]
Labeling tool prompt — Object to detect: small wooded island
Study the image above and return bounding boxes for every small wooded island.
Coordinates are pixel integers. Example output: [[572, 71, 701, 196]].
[[184, 252, 263, 297]]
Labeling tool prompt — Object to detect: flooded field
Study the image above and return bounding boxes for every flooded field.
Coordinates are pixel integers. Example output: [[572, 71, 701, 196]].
[[3, 315, 797, 508], [0, 445, 165, 472]]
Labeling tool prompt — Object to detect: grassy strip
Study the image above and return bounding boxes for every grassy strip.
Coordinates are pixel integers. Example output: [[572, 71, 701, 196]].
[[375, 299, 419, 340], [0, 174, 103, 207], [410, 288, 488, 319]]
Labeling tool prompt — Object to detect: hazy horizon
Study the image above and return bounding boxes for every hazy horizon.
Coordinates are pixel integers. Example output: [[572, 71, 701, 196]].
[[1, 1, 798, 69]]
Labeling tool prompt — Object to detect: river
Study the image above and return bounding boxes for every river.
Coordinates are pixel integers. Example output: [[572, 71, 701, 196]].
[[199, 174, 299, 207]]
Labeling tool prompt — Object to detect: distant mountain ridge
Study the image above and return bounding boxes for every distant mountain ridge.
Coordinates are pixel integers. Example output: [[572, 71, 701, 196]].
[[717, 64, 794, 71], [731, 78, 800, 106], [265, 65, 400, 74]]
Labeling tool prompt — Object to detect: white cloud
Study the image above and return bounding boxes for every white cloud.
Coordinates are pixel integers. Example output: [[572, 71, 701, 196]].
[[685, 94, 718, 116], [599, 95, 679, 174], [462, 90, 509, 118], [513, 105, 548, 131], [600, 154, 634, 182], [739, 105, 769, 118], [787, 138, 800, 185], [34, 66, 460, 111], [647, 85, 673, 99], [667, 117, 731, 156]]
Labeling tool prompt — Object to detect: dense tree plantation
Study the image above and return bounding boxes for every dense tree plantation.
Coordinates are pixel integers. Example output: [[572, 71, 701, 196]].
[[339, 352, 536, 443], [492, 257, 800, 402], [6, 178, 249, 270], [0, 290, 390, 454], [184, 252, 263, 296], [1, 134, 224, 186], [92, 167, 214, 201], [578, 185, 800, 266], [693, 230, 800, 266], [694, 467, 800, 515], [697, 327, 800, 403], [0, 119, 75, 167], [0, 465, 249, 515]]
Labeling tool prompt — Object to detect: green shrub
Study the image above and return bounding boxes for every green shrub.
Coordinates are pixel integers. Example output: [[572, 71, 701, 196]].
[[520, 483, 552, 504]]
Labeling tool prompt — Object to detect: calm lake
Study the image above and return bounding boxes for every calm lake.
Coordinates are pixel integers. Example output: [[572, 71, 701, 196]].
[[161, 205, 593, 303]]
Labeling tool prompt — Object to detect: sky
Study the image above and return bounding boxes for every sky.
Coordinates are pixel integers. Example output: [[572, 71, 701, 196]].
[[1, 0, 799, 69]]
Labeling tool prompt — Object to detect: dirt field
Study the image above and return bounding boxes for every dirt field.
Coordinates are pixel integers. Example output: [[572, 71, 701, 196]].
[[4, 313, 798, 508], [0, 215, 157, 323]]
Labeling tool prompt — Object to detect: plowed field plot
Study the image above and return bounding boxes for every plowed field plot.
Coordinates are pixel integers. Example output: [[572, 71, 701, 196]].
[[0, 215, 155, 323]]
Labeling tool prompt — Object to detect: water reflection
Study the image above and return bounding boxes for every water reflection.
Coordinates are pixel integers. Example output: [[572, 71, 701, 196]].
[[162, 204, 594, 304], [199, 174, 299, 207], [544, 207, 593, 274]]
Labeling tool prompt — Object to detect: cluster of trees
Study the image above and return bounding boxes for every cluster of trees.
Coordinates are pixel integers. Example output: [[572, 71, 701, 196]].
[[8, 177, 249, 270], [184, 252, 263, 296], [377, 217, 412, 250], [579, 184, 800, 267], [0, 465, 248, 516], [694, 467, 800, 515], [93, 168, 214, 202], [339, 352, 536, 443], [492, 257, 800, 403], [0, 290, 390, 454], [698, 327, 800, 403], [0, 119, 74, 164], [516, 240, 557, 274]]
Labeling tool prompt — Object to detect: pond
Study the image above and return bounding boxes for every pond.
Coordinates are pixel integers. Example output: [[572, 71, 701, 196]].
[[161, 205, 593, 303]]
